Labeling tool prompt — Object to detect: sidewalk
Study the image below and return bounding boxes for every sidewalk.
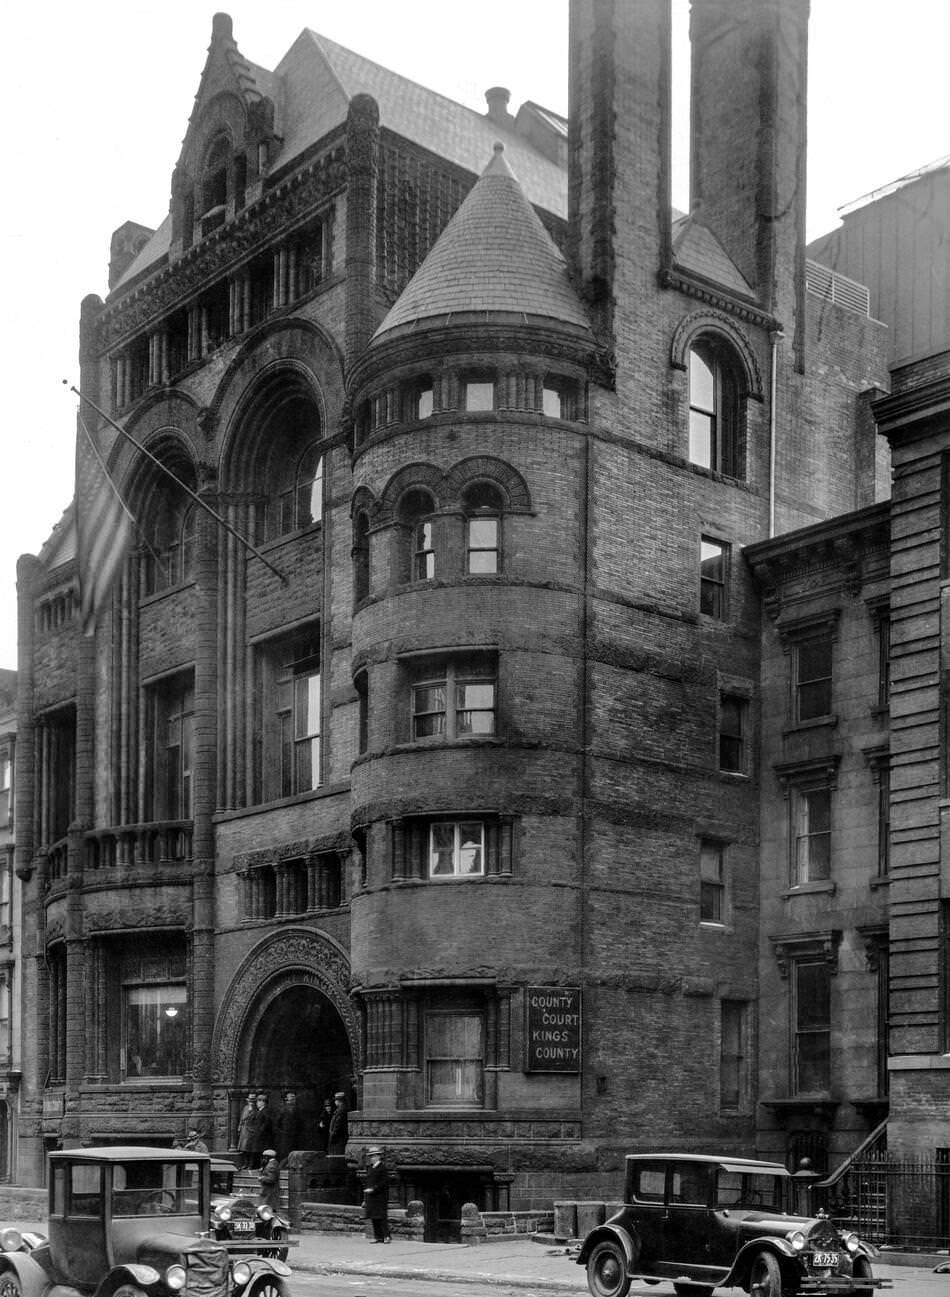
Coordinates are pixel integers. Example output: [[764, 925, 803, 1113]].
[[289, 1231, 945, 1294]]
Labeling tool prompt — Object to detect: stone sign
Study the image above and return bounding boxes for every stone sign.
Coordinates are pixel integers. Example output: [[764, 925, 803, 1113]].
[[524, 985, 581, 1072]]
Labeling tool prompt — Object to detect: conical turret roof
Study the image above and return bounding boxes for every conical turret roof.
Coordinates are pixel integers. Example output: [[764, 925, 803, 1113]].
[[372, 144, 591, 342]]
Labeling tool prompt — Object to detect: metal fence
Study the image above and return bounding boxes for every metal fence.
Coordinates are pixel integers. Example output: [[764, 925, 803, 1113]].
[[813, 1151, 950, 1252]]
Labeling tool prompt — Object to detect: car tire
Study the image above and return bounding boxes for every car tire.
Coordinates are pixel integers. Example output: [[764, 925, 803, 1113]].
[[112, 1287, 148, 1297], [749, 1251, 783, 1297], [852, 1255, 874, 1297], [0, 1272, 22, 1297], [586, 1239, 633, 1297], [674, 1285, 715, 1297], [248, 1279, 289, 1297], [268, 1227, 289, 1263]]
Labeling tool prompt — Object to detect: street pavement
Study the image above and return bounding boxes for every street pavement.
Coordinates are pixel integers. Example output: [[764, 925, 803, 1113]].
[[8, 1220, 949, 1294]]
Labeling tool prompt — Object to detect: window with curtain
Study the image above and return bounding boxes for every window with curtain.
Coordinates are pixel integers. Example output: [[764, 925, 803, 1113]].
[[428, 821, 486, 877], [688, 341, 741, 476], [791, 785, 831, 884], [425, 1011, 485, 1106]]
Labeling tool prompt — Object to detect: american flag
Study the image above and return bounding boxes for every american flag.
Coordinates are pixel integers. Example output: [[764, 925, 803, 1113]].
[[75, 416, 134, 635]]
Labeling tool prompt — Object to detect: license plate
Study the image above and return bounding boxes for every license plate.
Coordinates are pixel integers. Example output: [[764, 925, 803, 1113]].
[[813, 1252, 839, 1268], [231, 1220, 255, 1233]]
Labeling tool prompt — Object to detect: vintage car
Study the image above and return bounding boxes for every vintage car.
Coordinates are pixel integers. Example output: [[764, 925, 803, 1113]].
[[0, 1146, 292, 1297], [578, 1153, 890, 1297], [209, 1160, 290, 1261]]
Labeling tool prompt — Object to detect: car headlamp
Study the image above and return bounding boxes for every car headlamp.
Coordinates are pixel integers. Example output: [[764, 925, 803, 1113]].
[[232, 1262, 252, 1286], [216, 1206, 232, 1222], [257, 1204, 274, 1221], [787, 1231, 806, 1251], [165, 1265, 187, 1290], [0, 1228, 23, 1252], [843, 1233, 860, 1254]]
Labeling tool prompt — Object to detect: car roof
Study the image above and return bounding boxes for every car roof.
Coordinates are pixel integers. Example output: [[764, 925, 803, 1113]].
[[625, 1153, 789, 1177], [49, 1146, 210, 1163]]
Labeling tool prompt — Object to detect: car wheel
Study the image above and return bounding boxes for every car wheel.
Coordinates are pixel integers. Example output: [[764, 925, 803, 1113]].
[[852, 1255, 874, 1297], [586, 1239, 632, 1297], [267, 1227, 289, 1263], [749, 1251, 783, 1297], [0, 1271, 22, 1297], [112, 1288, 148, 1297], [249, 1279, 289, 1297], [674, 1286, 715, 1297]]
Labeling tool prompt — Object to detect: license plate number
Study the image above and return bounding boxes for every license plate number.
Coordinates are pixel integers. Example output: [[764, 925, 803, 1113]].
[[232, 1220, 255, 1233], [813, 1252, 839, 1268]]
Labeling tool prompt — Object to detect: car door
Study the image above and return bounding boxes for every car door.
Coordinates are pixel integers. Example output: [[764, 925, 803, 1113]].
[[656, 1161, 717, 1282], [627, 1159, 668, 1270]]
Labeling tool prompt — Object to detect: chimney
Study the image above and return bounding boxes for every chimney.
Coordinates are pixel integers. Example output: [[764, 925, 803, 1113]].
[[485, 86, 514, 126]]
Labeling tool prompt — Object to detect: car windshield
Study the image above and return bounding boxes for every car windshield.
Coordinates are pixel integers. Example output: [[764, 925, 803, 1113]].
[[112, 1160, 203, 1217], [716, 1170, 785, 1212]]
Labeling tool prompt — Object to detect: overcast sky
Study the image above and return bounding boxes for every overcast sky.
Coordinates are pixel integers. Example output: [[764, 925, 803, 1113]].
[[1, 0, 947, 668]]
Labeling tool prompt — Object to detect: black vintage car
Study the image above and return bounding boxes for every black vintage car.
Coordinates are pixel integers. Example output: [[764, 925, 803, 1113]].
[[210, 1160, 291, 1262], [0, 1147, 292, 1297], [578, 1153, 890, 1297]]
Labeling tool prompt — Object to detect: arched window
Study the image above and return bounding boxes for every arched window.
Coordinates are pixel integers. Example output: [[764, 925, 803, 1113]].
[[277, 443, 323, 533], [142, 481, 196, 597], [463, 482, 503, 574], [400, 489, 437, 582], [688, 340, 741, 477], [353, 510, 371, 604], [202, 136, 230, 215]]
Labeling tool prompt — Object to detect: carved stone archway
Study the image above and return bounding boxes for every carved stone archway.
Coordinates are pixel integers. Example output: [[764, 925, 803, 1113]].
[[211, 928, 359, 1089]]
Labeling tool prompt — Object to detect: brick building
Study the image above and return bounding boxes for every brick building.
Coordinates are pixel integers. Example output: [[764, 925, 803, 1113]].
[[14, 0, 917, 1222]]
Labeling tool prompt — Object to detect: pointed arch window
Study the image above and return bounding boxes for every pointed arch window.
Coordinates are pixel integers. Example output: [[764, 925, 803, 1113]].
[[688, 340, 742, 478]]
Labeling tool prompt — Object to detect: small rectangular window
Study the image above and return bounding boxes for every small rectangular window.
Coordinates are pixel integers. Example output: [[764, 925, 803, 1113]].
[[411, 660, 496, 742], [467, 517, 499, 574], [796, 638, 833, 721], [719, 693, 746, 773], [464, 379, 495, 412], [429, 821, 486, 876], [425, 1011, 484, 1106], [700, 537, 728, 619], [700, 840, 725, 923]]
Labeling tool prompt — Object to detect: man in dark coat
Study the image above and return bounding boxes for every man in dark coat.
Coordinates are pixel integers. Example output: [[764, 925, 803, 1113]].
[[258, 1148, 281, 1211], [274, 1092, 301, 1165], [327, 1092, 348, 1158], [362, 1146, 390, 1242], [245, 1093, 273, 1170], [315, 1098, 333, 1152]]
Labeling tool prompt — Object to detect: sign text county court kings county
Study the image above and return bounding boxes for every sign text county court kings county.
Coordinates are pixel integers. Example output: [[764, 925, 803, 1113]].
[[524, 986, 581, 1072]]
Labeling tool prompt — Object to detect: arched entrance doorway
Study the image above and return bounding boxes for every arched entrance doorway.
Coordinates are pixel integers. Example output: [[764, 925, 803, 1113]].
[[243, 981, 354, 1145], [212, 929, 359, 1154]]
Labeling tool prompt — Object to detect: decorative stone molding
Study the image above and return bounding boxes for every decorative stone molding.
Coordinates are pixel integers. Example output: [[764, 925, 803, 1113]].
[[669, 307, 764, 399], [770, 930, 842, 979], [857, 925, 889, 972], [210, 928, 357, 1084]]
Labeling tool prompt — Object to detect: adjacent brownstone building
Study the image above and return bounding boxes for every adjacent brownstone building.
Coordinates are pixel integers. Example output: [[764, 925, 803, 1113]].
[[16, 0, 921, 1224]]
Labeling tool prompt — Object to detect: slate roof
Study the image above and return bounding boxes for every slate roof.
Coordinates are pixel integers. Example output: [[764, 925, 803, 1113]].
[[671, 214, 754, 298], [372, 144, 591, 342]]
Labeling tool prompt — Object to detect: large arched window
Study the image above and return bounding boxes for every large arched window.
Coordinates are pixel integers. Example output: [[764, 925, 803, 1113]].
[[257, 395, 323, 540], [463, 482, 503, 574], [277, 443, 323, 534], [141, 472, 196, 597], [202, 136, 230, 216], [688, 339, 742, 477]]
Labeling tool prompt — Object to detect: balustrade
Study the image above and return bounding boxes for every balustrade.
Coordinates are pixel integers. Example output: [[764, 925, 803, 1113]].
[[83, 820, 193, 869]]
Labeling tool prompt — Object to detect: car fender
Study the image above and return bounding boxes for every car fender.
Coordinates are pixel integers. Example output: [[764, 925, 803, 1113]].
[[0, 1251, 54, 1297], [241, 1257, 292, 1281], [94, 1263, 164, 1297], [576, 1224, 638, 1270], [726, 1238, 799, 1288]]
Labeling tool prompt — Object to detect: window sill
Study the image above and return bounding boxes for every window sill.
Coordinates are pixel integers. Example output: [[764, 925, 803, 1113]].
[[718, 769, 751, 781], [781, 880, 837, 899], [783, 715, 839, 735], [869, 874, 889, 889], [699, 920, 731, 932]]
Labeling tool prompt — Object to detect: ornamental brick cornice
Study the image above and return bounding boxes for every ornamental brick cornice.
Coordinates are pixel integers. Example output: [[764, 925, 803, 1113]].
[[660, 265, 778, 330], [95, 144, 346, 353]]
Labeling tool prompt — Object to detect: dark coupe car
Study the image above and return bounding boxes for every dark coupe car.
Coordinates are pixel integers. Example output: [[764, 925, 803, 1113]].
[[578, 1153, 889, 1297], [0, 1146, 292, 1297]]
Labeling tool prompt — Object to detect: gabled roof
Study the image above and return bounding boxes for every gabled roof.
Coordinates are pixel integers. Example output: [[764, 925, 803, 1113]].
[[275, 31, 566, 216], [671, 213, 754, 299], [372, 144, 590, 343]]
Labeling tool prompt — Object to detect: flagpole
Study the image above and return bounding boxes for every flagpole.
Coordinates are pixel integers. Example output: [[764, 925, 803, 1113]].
[[67, 383, 289, 585]]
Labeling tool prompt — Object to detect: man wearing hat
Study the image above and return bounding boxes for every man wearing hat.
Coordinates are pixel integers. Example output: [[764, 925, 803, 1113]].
[[259, 1148, 281, 1210], [363, 1146, 390, 1243], [327, 1091, 348, 1158]]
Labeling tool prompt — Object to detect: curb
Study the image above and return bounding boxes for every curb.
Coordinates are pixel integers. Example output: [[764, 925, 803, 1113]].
[[297, 1258, 583, 1290]]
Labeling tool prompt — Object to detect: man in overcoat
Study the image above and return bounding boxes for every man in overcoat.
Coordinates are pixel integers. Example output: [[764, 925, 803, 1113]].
[[362, 1146, 390, 1243]]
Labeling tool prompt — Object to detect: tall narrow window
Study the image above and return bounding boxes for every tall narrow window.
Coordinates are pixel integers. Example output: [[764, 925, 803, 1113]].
[[700, 537, 728, 619], [146, 673, 194, 821], [795, 637, 833, 722], [464, 483, 503, 575], [877, 612, 891, 708], [700, 840, 726, 924], [278, 444, 322, 533], [719, 694, 746, 773], [254, 628, 321, 802], [0, 749, 10, 827], [353, 511, 370, 604], [425, 1012, 484, 1106], [877, 764, 890, 877], [400, 489, 437, 582], [143, 486, 196, 596], [793, 960, 831, 1093], [792, 785, 832, 884], [720, 1000, 748, 1110], [688, 342, 740, 476]]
